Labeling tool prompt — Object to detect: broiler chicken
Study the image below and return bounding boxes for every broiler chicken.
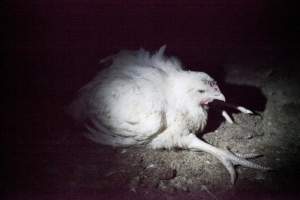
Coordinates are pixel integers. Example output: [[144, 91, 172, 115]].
[[67, 46, 269, 184]]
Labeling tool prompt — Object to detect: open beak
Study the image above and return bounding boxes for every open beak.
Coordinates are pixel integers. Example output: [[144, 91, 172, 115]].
[[213, 93, 226, 102], [200, 93, 225, 107]]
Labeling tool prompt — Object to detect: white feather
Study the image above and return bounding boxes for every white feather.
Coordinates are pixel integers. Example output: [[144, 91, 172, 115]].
[[68, 46, 221, 147], [67, 46, 269, 183]]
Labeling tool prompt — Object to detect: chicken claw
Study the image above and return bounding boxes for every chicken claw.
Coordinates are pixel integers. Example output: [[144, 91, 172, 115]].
[[237, 106, 254, 114], [185, 134, 270, 184], [222, 110, 234, 124]]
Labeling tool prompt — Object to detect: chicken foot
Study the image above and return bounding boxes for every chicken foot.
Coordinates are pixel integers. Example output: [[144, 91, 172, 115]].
[[184, 134, 270, 184]]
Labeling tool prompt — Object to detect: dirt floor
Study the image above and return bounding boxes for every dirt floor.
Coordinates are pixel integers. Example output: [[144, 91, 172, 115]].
[[4, 49, 300, 200]]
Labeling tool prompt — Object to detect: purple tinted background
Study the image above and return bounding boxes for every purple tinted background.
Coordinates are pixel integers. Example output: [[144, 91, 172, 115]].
[[3, 0, 300, 198], [5, 1, 298, 101]]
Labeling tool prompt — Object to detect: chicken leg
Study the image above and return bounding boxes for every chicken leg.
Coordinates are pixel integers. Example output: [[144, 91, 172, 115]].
[[183, 134, 270, 184]]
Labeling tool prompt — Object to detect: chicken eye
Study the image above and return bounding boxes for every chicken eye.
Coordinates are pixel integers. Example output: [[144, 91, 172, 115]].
[[198, 89, 206, 93]]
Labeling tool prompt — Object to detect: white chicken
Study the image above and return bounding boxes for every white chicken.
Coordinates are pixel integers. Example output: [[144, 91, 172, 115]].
[[67, 46, 269, 184]]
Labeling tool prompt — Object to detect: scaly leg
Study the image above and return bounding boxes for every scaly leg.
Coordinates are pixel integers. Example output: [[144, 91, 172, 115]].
[[183, 134, 270, 184]]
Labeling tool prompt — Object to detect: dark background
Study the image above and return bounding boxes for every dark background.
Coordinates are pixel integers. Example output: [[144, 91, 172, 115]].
[[4, 1, 299, 101], [3, 0, 300, 199]]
